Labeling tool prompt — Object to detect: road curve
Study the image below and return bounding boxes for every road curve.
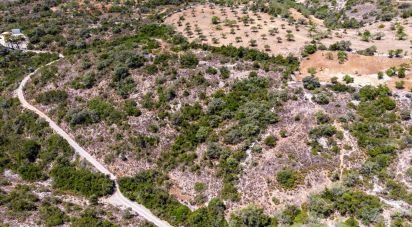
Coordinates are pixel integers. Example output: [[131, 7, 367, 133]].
[[15, 53, 172, 227]]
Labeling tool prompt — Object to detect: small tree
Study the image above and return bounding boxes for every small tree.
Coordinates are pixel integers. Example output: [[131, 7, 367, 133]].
[[360, 30, 371, 42], [269, 28, 276, 36], [377, 71, 384, 79], [398, 68, 406, 78], [286, 31, 294, 41], [337, 51, 348, 64], [396, 24, 407, 40], [249, 39, 257, 47], [373, 32, 385, 40], [395, 81, 405, 89], [212, 16, 220, 24], [277, 37, 282, 43], [261, 34, 267, 40], [343, 74, 354, 84], [388, 49, 395, 58], [212, 37, 219, 44], [394, 49, 403, 57]]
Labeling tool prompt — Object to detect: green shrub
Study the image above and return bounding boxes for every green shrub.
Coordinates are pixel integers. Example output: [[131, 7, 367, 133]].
[[310, 124, 337, 138], [395, 81, 405, 89], [67, 109, 99, 126], [123, 100, 141, 117], [343, 75, 354, 84], [212, 16, 220, 24], [71, 209, 116, 227], [337, 51, 348, 64], [118, 170, 191, 225], [40, 203, 66, 226], [111, 65, 135, 97], [316, 112, 331, 124], [36, 90, 68, 105], [219, 67, 230, 79], [276, 168, 301, 189], [329, 41, 352, 51], [303, 76, 320, 90], [71, 72, 96, 89], [230, 205, 276, 226], [17, 164, 46, 181], [180, 52, 198, 68], [50, 165, 114, 198], [302, 44, 317, 57], [280, 205, 307, 225], [206, 142, 223, 160], [126, 54, 145, 68], [87, 98, 123, 123], [206, 66, 218, 75], [264, 135, 277, 147], [131, 134, 159, 151], [313, 93, 330, 105], [186, 198, 227, 226], [309, 188, 382, 224], [2, 185, 38, 212], [113, 65, 130, 82]]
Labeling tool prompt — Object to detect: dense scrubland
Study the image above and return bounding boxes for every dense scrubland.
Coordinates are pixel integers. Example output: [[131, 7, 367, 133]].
[[1, 0, 412, 226]]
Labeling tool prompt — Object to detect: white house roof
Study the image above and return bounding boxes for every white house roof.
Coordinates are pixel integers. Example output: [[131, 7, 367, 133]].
[[11, 29, 21, 34]]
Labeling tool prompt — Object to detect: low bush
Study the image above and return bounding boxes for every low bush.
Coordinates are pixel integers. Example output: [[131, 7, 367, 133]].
[[50, 165, 114, 198], [303, 76, 320, 90], [180, 52, 198, 68], [276, 168, 301, 189], [309, 187, 382, 224], [36, 90, 68, 105]]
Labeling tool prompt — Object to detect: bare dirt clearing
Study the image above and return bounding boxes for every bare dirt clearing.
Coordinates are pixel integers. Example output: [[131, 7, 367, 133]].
[[298, 51, 412, 90], [321, 18, 412, 55]]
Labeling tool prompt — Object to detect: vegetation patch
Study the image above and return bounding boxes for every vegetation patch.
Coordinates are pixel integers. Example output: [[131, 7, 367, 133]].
[[50, 165, 114, 198]]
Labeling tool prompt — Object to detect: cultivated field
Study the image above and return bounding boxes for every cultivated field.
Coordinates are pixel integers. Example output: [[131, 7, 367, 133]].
[[166, 4, 412, 56], [165, 4, 317, 56]]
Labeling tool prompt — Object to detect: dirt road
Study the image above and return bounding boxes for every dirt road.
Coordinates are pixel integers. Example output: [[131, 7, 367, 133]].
[[15, 52, 172, 227]]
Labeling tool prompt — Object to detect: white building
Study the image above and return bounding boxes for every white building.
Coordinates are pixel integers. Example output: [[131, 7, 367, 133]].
[[0, 29, 28, 50]]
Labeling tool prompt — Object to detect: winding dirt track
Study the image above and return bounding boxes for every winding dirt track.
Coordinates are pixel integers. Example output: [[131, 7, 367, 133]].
[[15, 53, 172, 227]]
